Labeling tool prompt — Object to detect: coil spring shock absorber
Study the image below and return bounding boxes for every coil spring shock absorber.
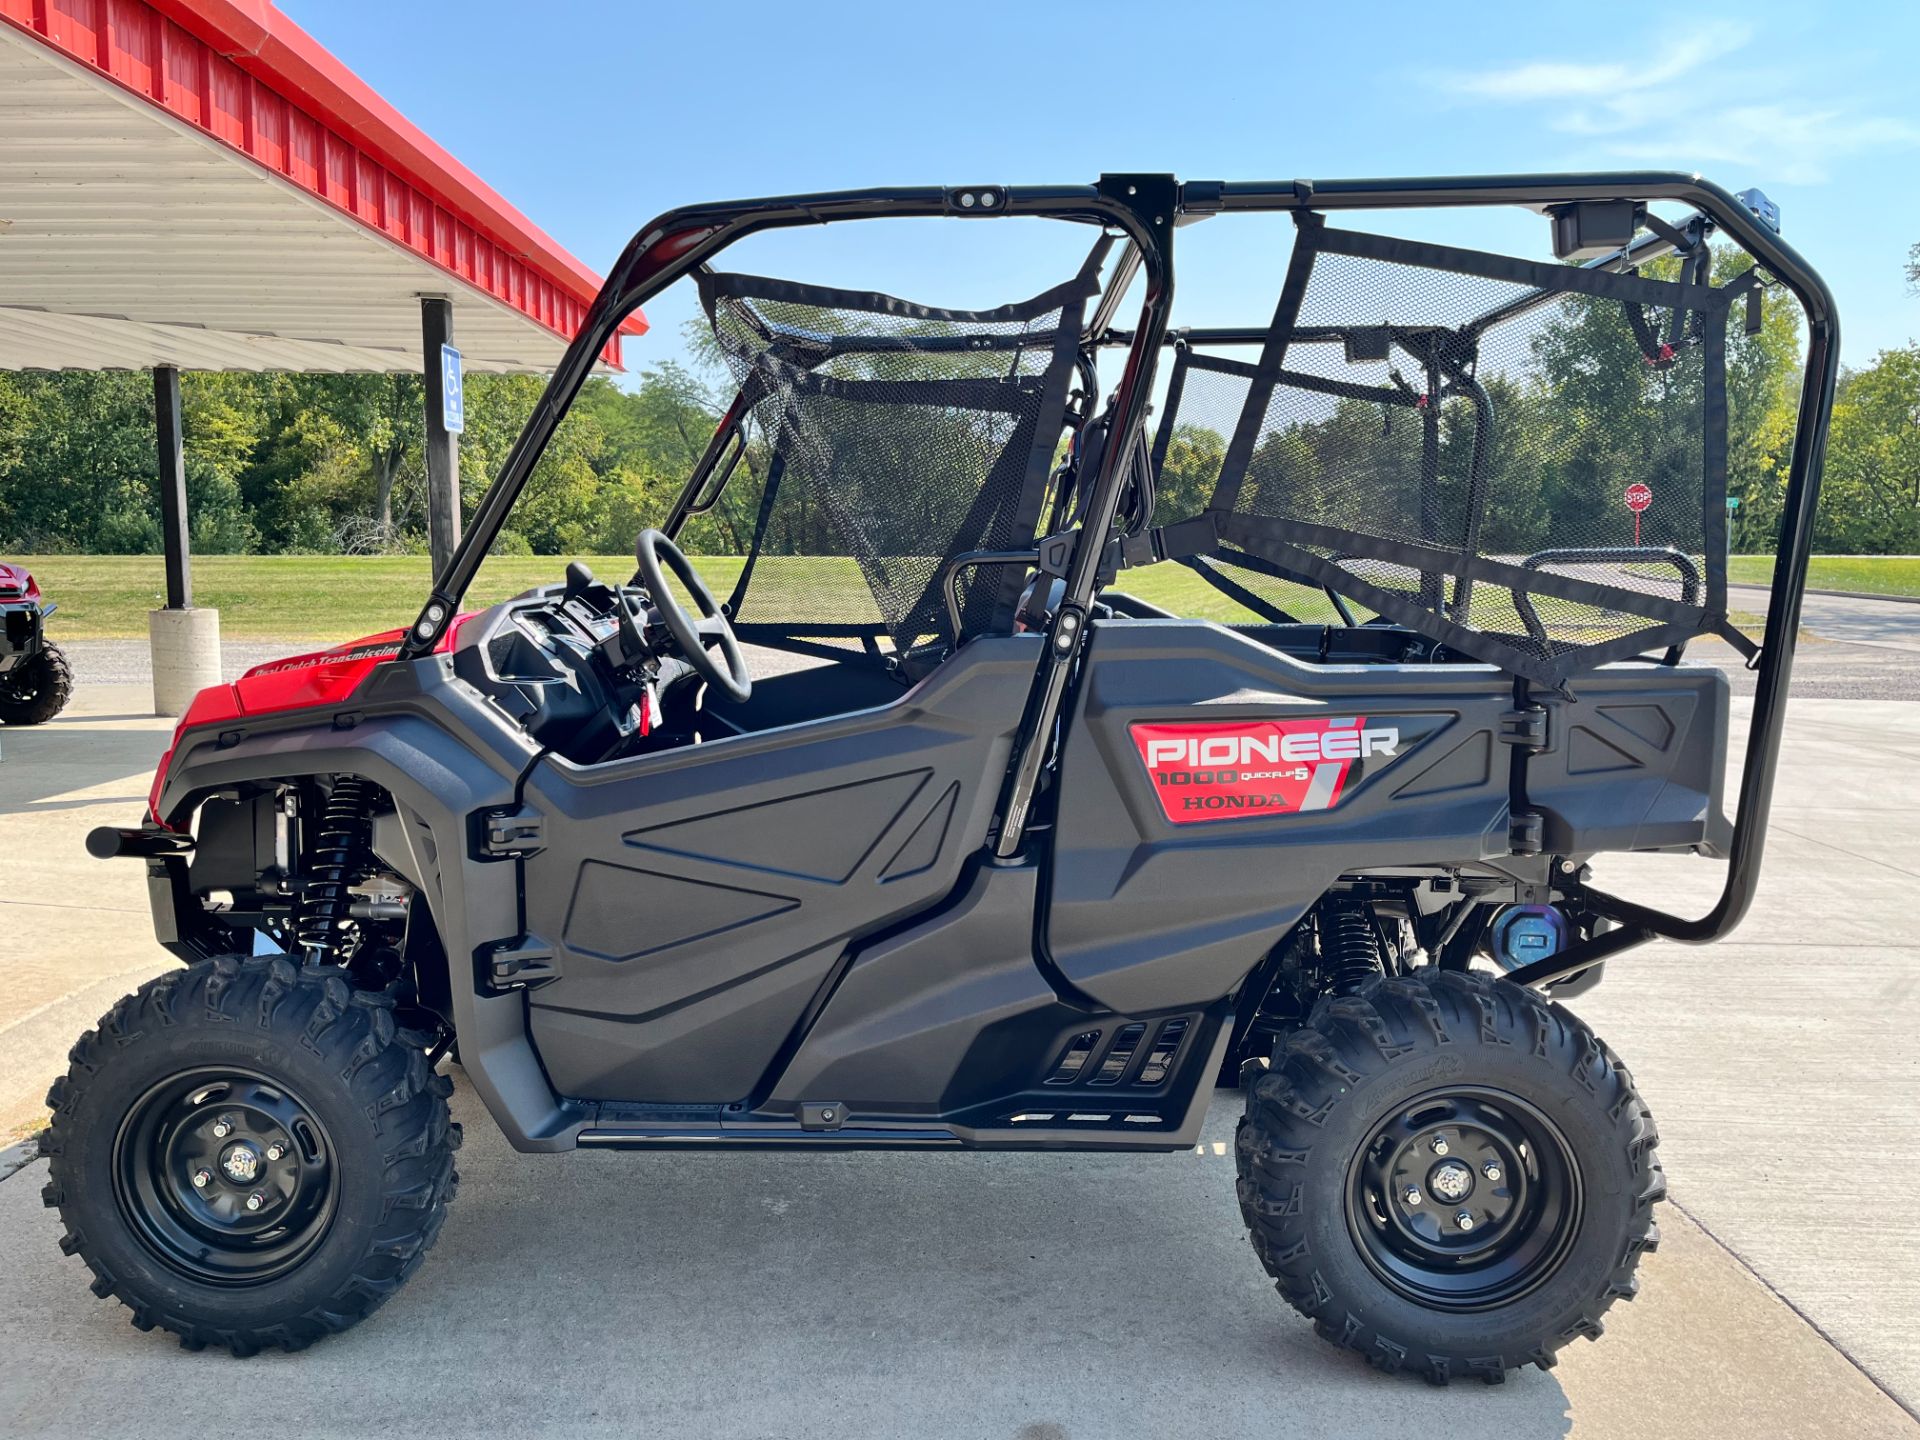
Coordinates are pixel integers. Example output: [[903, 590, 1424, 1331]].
[[1322, 900, 1385, 996], [294, 776, 376, 963]]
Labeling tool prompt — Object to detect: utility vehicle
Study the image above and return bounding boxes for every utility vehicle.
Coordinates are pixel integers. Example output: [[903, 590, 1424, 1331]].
[[48, 173, 1834, 1382], [1, 562, 72, 724]]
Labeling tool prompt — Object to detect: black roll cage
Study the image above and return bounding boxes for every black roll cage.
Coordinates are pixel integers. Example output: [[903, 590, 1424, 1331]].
[[399, 171, 1840, 985]]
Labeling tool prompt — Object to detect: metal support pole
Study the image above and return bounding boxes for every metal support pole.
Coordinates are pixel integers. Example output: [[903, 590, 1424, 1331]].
[[421, 296, 461, 585], [153, 365, 190, 609]]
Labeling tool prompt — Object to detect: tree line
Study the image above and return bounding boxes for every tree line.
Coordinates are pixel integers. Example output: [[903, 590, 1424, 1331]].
[[1, 245, 1916, 560], [1154, 247, 1920, 560], [0, 356, 754, 560]]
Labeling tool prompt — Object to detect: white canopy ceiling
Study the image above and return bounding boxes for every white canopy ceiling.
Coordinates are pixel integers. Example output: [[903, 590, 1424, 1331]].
[[0, 22, 591, 374]]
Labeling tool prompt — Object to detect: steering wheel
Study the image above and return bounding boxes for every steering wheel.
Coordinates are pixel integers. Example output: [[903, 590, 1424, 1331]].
[[632, 529, 752, 703]]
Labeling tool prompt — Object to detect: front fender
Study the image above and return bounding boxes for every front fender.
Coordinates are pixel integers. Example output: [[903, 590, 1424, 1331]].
[[153, 666, 577, 1151]]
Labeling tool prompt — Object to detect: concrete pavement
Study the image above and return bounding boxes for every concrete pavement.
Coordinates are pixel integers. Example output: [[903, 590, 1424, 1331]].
[[0, 685, 177, 1141], [1, 1081, 1914, 1439], [1579, 697, 1920, 1412]]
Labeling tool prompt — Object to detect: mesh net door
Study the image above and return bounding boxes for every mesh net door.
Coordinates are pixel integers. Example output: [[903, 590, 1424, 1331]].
[[1151, 215, 1757, 688], [699, 265, 1098, 660]]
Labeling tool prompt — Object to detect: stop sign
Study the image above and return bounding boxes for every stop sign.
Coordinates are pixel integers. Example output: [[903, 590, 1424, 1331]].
[[1624, 483, 1653, 513]]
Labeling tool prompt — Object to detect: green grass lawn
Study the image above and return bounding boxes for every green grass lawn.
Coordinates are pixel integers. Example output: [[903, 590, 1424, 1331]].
[[20, 553, 1301, 640], [1727, 554, 1920, 598], [17, 555, 693, 640], [19, 550, 1823, 643]]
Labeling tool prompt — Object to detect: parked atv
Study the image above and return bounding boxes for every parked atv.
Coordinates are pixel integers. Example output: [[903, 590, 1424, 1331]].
[[0, 563, 72, 725], [48, 173, 1834, 1382]]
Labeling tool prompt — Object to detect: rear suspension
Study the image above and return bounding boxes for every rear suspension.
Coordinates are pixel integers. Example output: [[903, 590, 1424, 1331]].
[[1321, 900, 1386, 996]]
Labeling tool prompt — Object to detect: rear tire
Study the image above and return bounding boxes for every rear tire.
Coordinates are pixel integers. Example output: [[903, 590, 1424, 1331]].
[[1235, 967, 1661, 1384], [40, 955, 461, 1355], [0, 640, 72, 724]]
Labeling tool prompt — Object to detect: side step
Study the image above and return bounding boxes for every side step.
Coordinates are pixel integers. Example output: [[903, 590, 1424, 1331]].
[[574, 1121, 1199, 1153], [577, 1123, 961, 1151]]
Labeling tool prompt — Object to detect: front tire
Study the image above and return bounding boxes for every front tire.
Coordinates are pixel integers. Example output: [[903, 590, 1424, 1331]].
[[0, 640, 72, 724], [1235, 968, 1661, 1384], [40, 955, 460, 1355]]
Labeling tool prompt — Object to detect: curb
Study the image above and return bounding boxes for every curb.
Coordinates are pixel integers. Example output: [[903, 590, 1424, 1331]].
[[1728, 582, 1920, 608], [1671, 1193, 1920, 1425]]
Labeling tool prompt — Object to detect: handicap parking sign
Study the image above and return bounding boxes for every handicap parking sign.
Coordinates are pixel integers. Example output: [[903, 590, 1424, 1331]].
[[441, 344, 464, 434]]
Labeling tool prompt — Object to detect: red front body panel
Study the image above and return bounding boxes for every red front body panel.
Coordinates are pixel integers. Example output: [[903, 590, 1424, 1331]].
[[147, 624, 471, 822]]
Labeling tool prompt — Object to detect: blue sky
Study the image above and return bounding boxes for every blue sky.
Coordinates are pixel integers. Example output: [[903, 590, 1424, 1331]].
[[284, 1, 1919, 375]]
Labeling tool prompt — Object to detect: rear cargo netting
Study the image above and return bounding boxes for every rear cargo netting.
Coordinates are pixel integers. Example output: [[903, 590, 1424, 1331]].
[[700, 258, 1100, 658], [1149, 214, 1755, 688]]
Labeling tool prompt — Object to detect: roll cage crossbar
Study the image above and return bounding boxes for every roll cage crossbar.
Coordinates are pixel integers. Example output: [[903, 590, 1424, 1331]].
[[401, 171, 1839, 983]]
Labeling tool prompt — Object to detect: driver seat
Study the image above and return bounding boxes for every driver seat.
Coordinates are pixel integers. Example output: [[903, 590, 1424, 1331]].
[[698, 656, 912, 738]]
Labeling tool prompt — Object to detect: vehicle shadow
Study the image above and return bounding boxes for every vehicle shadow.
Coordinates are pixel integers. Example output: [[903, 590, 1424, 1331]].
[[0, 713, 168, 815]]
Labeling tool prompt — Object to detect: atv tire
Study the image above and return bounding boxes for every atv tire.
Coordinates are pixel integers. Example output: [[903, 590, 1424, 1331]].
[[1235, 967, 1661, 1385], [41, 955, 461, 1355], [0, 640, 72, 724]]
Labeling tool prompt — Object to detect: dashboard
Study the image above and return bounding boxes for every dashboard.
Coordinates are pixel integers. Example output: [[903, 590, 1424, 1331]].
[[450, 569, 703, 765]]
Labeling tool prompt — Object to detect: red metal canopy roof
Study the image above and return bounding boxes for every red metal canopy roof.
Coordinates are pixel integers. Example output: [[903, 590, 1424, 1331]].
[[0, 0, 641, 369]]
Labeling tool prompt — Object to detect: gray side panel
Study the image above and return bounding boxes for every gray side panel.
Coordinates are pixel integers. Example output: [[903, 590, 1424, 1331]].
[[520, 638, 1038, 1102], [764, 859, 1230, 1150], [768, 864, 1057, 1114], [1047, 620, 1730, 1014], [1047, 622, 1519, 1013], [533, 943, 845, 1103], [1529, 667, 1730, 854]]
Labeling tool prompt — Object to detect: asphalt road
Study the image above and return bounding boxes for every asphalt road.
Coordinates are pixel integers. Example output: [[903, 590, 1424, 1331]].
[[49, 637, 350, 686], [1707, 584, 1920, 700]]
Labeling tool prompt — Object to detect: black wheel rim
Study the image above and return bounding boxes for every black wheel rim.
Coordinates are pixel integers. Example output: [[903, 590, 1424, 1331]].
[[1345, 1085, 1582, 1312], [112, 1067, 339, 1286]]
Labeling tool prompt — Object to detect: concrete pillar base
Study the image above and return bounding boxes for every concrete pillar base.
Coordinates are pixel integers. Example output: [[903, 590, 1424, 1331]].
[[148, 607, 221, 717]]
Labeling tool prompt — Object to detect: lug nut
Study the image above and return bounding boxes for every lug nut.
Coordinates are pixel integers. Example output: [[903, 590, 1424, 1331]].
[[191, 1168, 212, 1189], [265, 1143, 286, 1162], [245, 1192, 266, 1212], [1455, 1210, 1475, 1231], [1403, 1186, 1421, 1205], [1483, 1162, 1502, 1182], [1430, 1134, 1449, 1156], [211, 1114, 235, 1139]]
